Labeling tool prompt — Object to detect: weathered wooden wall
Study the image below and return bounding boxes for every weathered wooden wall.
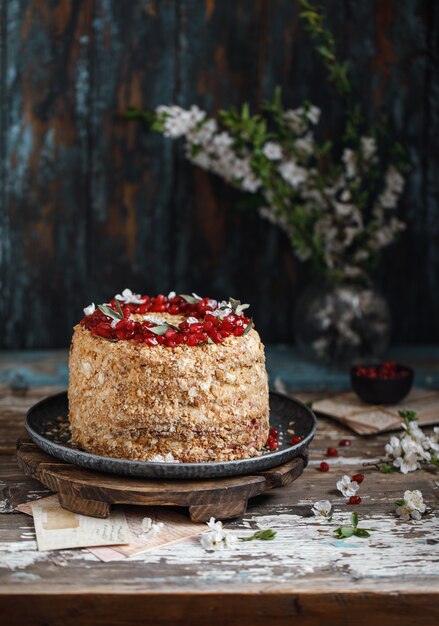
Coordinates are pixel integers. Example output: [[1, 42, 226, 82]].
[[0, 0, 437, 348]]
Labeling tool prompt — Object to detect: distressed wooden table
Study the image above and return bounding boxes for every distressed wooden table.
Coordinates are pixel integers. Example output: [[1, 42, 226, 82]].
[[1, 347, 439, 626]]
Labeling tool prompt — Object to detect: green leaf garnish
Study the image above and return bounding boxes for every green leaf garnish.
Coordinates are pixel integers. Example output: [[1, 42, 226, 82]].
[[239, 529, 277, 541], [179, 294, 200, 304], [148, 325, 171, 336], [351, 512, 358, 528], [98, 304, 123, 322], [114, 299, 124, 318], [243, 319, 253, 335], [395, 499, 406, 506]]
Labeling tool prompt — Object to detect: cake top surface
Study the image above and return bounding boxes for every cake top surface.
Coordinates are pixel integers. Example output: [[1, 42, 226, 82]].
[[79, 289, 254, 348]]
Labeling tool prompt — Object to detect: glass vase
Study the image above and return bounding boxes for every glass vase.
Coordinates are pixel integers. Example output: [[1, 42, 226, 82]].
[[294, 282, 391, 365]]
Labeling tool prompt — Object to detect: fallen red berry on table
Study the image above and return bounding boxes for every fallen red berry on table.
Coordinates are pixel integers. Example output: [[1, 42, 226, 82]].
[[348, 496, 362, 505], [319, 461, 330, 472], [352, 473, 365, 484], [326, 447, 338, 457], [290, 435, 303, 445], [339, 439, 351, 447]]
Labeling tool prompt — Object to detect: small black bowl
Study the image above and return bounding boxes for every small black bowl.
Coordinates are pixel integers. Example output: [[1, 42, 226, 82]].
[[350, 364, 414, 404]]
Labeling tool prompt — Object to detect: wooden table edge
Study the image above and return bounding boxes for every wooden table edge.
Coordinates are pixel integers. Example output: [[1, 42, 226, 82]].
[[1, 588, 438, 626]]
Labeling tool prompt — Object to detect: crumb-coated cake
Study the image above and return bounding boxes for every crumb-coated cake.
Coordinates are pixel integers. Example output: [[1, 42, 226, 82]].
[[68, 290, 270, 463]]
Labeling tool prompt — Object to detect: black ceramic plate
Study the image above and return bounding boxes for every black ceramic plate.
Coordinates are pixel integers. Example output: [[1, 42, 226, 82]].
[[25, 391, 316, 480]]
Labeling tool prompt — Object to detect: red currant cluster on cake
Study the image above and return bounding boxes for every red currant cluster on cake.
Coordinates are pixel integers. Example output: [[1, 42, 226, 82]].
[[80, 290, 253, 348]]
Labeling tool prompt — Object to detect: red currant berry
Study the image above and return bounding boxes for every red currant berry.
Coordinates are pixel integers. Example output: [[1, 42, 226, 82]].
[[339, 439, 351, 447], [290, 435, 303, 445], [348, 496, 361, 505], [352, 473, 365, 484], [326, 447, 338, 457], [319, 461, 329, 472]]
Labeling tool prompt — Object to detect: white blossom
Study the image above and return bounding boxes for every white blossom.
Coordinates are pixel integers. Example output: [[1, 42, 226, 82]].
[[201, 518, 237, 551], [337, 475, 360, 498], [143, 315, 166, 325], [186, 316, 198, 324], [342, 149, 357, 178], [361, 136, 377, 161], [167, 291, 176, 299], [262, 141, 282, 160], [278, 160, 307, 188], [395, 490, 426, 521], [385, 418, 433, 473], [187, 118, 218, 147], [156, 105, 206, 138], [311, 500, 332, 520], [305, 105, 321, 125], [83, 303, 96, 316], [141, 517, 164, 535], [241, 173, 261, 192], [115, 288, 145, 304], [295, 132, 314, 155], [283, 108, 307, 134]]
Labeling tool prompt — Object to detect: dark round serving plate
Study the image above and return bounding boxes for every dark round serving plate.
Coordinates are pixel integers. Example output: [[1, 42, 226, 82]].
[[25, 391, 316, 480]]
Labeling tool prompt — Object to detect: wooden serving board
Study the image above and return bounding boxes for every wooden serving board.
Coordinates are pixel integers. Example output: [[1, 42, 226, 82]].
[[16, 435, 307, 522]]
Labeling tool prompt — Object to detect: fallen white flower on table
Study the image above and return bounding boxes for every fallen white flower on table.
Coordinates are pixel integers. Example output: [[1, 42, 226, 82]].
[[311, 500, 332, 520], [337, 475, 359, 498], [141, 517, 164, 535], [395, 490, 427, 521], [201, 517, 238, 552]]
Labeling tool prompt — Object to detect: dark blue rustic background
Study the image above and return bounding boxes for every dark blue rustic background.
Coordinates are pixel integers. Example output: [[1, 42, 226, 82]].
[[0, 0, 437, 349]]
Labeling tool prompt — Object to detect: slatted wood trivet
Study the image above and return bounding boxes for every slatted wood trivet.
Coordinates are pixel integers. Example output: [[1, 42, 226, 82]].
[[16, 435, 307, 522]]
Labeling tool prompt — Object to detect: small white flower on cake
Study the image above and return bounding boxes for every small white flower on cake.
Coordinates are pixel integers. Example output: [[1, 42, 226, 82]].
[[395, 490, 427, 521], [336, 475, 359, 498], [83, 303, 96, 316], [186, 317, 198, 325], [167, 291, 176, 299], [311, 500, 332, 520], [143, 315, 166, 325], [115, 288, 145, 304]]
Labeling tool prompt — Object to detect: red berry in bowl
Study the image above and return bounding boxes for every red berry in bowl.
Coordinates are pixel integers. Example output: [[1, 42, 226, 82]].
[[290, 435, 304, 445]]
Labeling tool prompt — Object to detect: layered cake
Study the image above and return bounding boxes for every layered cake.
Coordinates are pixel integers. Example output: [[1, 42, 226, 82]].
[[68, 290, 270, 462]]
